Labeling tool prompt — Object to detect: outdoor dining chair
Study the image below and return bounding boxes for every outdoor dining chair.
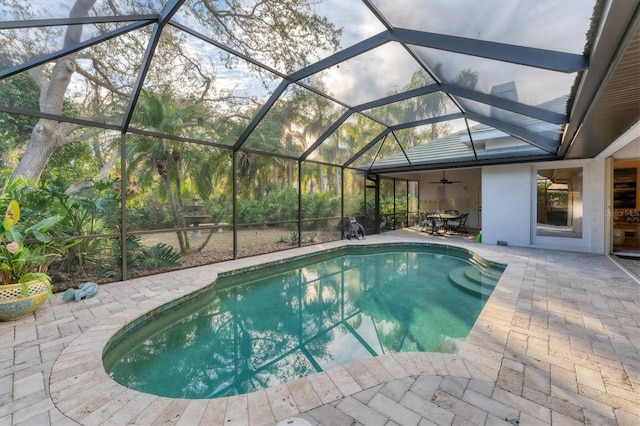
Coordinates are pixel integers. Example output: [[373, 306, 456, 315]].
[[421, 213, 445, 234], [446, 213, 469, 233], [419, 212, 431, 232]]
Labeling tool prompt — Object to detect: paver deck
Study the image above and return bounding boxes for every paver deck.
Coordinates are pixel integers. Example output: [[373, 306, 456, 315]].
[[1, 229, 639, 425]]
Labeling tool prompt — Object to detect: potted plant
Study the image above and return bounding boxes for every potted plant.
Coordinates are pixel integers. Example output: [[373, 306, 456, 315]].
[[0, 198, 65, 321]]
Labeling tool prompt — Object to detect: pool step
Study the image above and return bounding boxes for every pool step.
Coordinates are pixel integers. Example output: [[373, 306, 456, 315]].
[[463, 267, 501, 287], [448, 266, 501, 297]]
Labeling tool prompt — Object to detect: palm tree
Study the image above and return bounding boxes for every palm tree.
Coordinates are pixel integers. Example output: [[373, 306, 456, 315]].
[[390, 66, 479, 147], [127, 90, 208, 252]]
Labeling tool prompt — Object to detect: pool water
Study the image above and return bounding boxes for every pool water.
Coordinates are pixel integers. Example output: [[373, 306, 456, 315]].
[[103, 245, 504, 399]]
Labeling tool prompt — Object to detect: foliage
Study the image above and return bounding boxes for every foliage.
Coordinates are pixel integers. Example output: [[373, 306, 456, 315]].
[[302, 191, 339, 219], [144, 243, 182, 269], [236, 199, 267, 224], [40, 142, 100, 189], [127, 200, 174, 230], [280, 230, 299, 245], [184, 0, 341, 74], [237, 187, 340, 226], [237, 187, 297, 224], [127, 90, 237, 252], [301, 191, 340, 230], [0, 179, 73, 292], [0, 73, 39, 168], [207, 197, 232, 225], [537, 179, 568, 208], [304, 232, 318, 243], [279, 230, 318, 245], [38, 181, 120, 274], [105, 235, 181, 278], [264, 187, 299, 222]]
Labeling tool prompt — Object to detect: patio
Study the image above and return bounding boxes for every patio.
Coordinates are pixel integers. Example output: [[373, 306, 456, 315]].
[[1, 229, 638, 425]]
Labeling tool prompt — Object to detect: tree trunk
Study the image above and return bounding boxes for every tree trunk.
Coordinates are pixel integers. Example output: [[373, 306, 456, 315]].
[[406, 128, 415, 149], [11, 120, 60, 182], [11, 0, 97, 183], [160, 172, 186, 252], [430, 123, 439, 141], [197, 195, 232, 252], [172, 158, 191, 252], [317, 163, 325, 192]]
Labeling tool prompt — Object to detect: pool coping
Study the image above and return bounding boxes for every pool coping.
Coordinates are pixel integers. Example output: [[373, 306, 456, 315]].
[[43, 232, 640, 425]]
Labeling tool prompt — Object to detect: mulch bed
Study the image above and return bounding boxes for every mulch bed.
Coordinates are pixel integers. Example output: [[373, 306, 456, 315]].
[[50, 235, 340, 293]]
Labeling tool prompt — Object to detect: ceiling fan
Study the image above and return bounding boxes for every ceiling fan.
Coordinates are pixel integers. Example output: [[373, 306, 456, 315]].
[[429, 171, 462, 184]]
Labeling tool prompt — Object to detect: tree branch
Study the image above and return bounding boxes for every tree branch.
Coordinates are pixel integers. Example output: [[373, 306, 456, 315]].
[[174, 51, 213, 102], [27, 66, 50, 109], [57, 122, 104, 145], [73, 60, 131, 99]]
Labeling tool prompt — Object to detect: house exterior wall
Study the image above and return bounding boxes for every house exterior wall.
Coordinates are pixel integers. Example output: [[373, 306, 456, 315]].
[[482, 158, 607, 253], [481, 164, 532, 247]]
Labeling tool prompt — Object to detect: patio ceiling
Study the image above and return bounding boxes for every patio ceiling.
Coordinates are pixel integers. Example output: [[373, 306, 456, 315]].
[[1, 0, 638, 174]]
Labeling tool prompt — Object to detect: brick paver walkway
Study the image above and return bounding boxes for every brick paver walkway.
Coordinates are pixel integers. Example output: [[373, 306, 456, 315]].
[[1, 230, 639, 425]]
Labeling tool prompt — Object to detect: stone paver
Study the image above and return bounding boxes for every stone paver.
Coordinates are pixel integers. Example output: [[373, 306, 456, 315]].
[[1, 230, 639, 425]]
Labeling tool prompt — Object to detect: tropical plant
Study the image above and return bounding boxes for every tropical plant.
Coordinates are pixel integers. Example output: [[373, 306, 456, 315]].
[[0, 179, 83, 292], [105, 235, 181, 279], [39, 182, 119, 275], [0, 199, 64, 293]]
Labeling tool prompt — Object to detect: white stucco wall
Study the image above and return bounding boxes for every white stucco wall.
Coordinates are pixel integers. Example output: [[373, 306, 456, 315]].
[[587, 159, 607, 253], [481, 164, 532, 247], [481, 159, 607, 253]]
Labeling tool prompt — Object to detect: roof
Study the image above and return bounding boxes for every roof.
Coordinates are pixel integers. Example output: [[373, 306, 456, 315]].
[[371, 95, 569, 172]]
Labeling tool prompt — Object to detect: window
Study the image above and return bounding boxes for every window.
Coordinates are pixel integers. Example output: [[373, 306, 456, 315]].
[[536, 167, 583, 238]]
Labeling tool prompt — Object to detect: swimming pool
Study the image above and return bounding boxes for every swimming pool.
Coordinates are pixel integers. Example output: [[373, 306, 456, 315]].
[[103, 243, 504, 399]]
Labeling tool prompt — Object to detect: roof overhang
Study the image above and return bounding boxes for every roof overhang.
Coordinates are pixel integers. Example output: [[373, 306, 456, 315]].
[[562, 0, 640, 159]]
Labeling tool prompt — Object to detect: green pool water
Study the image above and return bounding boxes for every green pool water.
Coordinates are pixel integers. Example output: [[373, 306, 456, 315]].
[[103, 244, 504, 399]]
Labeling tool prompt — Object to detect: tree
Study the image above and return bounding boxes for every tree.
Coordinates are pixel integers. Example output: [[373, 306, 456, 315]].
[[0, 73, 39, 164], [7, 0, 99, 183], [385, 66, 479, 148], [126, 90, 211, 252], [3, 0, 341, 185], [246, 82, 342, 192]]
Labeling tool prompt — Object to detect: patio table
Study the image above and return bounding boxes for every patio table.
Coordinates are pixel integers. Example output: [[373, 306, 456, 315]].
[[421, 212, 459, 234]]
